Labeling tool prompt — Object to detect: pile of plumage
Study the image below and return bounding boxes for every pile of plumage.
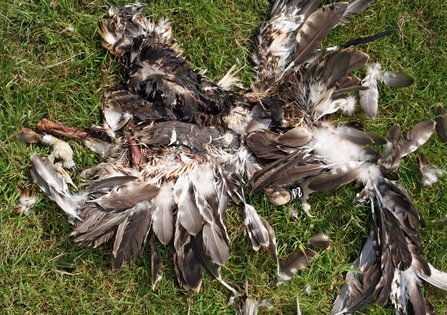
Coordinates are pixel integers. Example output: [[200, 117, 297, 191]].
[[17, 1, 447, 314]]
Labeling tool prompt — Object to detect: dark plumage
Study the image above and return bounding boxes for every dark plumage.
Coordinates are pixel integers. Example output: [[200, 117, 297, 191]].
[[99, 3, 242, 127]]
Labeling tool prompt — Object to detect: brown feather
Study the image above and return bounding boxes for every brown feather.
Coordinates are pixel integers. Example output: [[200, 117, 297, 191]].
[[201, 222, 230, 266], [113, 202, 153, 268], [277, 126, 311, 147], [278, 248, 317, 284], [307, 234, 331, 249], [293, 3, 348, 64], [306, 161, 361, 191]]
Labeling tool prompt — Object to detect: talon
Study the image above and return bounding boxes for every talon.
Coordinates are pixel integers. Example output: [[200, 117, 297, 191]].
[[71, 165, 78, 177]]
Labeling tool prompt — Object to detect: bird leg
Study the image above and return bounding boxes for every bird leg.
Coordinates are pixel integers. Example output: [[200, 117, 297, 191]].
[[37, 118, 89, 140], [128, 138, 147, 167], [36, 119, 111, 158]]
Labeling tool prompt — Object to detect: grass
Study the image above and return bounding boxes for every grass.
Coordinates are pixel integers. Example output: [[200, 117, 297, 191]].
[[1, 0, 446, 314]]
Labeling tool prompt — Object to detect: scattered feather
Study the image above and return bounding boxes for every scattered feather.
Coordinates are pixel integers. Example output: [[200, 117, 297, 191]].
[[307, 161, 362, 191], [278, 248, 317, 285], [337, 0, 374, 26], [14, 187, 37, 216], [418, 153, 445, 186], [307, 233, 331, 249], [382, 70, 414, 88], [244, 203, 270, 251]]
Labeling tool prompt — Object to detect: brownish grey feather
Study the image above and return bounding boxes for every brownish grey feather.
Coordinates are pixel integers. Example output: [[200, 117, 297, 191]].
[[260, 217, 279, 267], [244, 203, 270, 251], [293, 3, 348, 65], [150, 233, 162, 290], [278, 248, 317, 285], [152, 205, 174, 245], [306, 161, 361, 191], [337, 0, 374, 26], [346, 49, 369, 73], [88, 175, 139, 193], [201, 222, 230, 266], [382, 71, 414, 88], [322, 51, 352, 88], [307, 233, 331, 249], [91, 182, 159, 211], [30, 153, 81, 221], [276, 126, 311, 147], [113, 201, 153, 268]]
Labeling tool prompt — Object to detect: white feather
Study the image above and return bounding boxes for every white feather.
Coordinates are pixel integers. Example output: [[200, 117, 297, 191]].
[[359, 63, 382, 118]]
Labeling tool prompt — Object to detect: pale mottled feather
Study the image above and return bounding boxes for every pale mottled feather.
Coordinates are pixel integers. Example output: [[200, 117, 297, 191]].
[[244, 203, 270, 251]]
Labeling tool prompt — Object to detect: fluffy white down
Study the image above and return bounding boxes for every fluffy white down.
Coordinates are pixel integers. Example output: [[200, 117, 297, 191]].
[[311, 127, 362, 167], [421, 167, 445, 186], [340, 95, 357, 116]]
